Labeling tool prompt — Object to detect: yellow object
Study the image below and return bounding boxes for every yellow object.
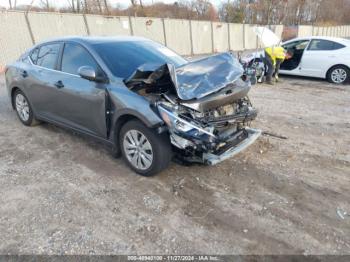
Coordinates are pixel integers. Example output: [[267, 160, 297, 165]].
[[265, 46, 286, 65]]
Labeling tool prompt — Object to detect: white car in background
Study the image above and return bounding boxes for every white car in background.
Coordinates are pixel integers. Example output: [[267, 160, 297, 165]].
[[243, 33, 350, 84]]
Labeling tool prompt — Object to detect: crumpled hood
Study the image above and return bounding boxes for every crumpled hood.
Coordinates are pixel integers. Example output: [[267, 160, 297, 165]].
[[175, 52, 244, 100], [125, 52, 245, 101]]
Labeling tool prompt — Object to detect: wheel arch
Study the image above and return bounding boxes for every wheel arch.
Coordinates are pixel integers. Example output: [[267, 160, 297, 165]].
[[110, 110, 164, 150]]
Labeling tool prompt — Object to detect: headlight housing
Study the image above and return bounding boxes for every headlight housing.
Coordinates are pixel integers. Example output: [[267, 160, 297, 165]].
[[158, 104, 216, 141]]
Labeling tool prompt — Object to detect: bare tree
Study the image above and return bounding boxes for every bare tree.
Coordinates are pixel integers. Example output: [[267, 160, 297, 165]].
[[97, 0, 102, 13], [6, 0, 350, 25], [76, 0, 80, 13], [191, 0, 211, 19], [103, 0, 110, 14], [39, 0, 50, 10]]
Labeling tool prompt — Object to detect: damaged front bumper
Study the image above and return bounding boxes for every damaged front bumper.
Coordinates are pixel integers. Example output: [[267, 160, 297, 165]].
[[202, 128, 261, 165], [157, 99, 261, 165], [169, 126, 261, 165]]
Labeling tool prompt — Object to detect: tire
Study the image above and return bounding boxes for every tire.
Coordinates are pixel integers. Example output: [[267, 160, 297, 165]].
[[327, 65, 350, 84], [13, 89, 40, 126], [119, 120, 172, 176]]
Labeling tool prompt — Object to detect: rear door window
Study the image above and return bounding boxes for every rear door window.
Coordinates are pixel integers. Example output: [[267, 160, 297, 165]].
[[308, 39, 345, 51], [29, 48, 39, 64], [36, 43, 61, 69], [60, 43, 99, 75]]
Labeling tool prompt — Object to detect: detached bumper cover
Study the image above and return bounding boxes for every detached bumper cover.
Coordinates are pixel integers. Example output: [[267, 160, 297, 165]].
[[203, 128, 261, 165]]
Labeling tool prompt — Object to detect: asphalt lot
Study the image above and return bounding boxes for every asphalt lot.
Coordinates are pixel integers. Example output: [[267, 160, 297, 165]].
[[0, 74, 349, 255]]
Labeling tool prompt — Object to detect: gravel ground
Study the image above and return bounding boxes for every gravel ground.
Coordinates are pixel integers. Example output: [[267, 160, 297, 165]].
[[0, 74, 349, 255]]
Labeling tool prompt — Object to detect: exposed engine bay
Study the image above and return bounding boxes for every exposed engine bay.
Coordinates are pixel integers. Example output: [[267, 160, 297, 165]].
[[125, 52, 261, 165]]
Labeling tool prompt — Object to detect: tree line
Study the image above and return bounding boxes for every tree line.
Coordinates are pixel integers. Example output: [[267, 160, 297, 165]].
[[6, 0, 350, 25]]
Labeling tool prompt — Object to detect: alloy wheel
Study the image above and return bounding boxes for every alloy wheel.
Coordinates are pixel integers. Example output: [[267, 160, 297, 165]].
[[123, 129, 153, 170], [15, 93, 30, 122], [331, 68, 347, 84]]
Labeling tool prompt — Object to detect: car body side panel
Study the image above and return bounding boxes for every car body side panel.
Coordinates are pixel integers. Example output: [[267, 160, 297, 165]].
[[26, 66, 68, 120], [5, 65, 25, 100], [245, 37, 350, 79], [5, 62, 41, 112], [298, 50, 332, 78], [298, 47, 350, 78], [279, 67, 303, 76], [6, 63, 163, 146], [280, 37, 350, 78], [44, 71, 108, 138]]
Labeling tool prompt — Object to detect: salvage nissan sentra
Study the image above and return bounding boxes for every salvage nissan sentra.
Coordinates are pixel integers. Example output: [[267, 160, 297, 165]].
[[5, 36, 261, 176]]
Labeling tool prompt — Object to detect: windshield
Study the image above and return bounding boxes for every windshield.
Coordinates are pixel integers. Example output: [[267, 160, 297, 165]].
[[93, 40, 187, 79]]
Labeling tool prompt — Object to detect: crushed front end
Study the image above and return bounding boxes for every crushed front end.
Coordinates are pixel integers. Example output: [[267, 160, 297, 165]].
[[126, 52, 261, 165], [157, 88, 260, 165]]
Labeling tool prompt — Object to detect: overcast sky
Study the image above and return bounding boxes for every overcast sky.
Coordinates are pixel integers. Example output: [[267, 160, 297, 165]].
[[1, 0, 225, 9]]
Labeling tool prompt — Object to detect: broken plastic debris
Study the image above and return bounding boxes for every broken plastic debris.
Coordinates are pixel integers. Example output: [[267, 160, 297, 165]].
[[336, 208, 346, 219]]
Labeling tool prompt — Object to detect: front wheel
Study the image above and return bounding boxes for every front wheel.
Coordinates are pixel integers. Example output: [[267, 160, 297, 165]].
[[120, 120, 172, 176], [327, 66, 349, 84]]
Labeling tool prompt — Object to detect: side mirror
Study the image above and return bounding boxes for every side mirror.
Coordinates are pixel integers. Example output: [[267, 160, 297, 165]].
[[78, 66, 97, 81]]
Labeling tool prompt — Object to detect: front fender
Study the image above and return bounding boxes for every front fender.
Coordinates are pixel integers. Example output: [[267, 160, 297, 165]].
[[107, 85, 164, 143], [113, 107, 163, 128]]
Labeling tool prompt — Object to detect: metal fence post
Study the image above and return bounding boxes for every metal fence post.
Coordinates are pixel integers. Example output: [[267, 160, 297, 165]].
[[24, 12, 35, 45], [162, 18, 167, 47], [227, 23, 231, 51], [242, 23, 246, 50], [189, 19, 194, 55], [128, 16, 134, 36], [210, 21, 214, 53], [82, 13, 90, 35]]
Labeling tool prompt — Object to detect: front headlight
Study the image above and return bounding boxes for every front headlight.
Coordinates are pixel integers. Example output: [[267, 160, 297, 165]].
[[158, 104, 216, 139]]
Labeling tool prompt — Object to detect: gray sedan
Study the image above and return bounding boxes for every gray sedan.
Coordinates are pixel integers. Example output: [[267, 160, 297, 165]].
[[5, 36, 260, 176]]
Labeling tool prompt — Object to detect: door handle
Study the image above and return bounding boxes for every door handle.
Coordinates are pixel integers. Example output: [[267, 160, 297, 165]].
[[54, 80, 64, 89], [21, 70, 28, 78]]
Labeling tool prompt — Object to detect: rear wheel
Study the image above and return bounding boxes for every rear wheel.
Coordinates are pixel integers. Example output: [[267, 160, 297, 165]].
[[120, 120, 172, 176], [327, 65, 349, 84], [13, 89, 39, 126]]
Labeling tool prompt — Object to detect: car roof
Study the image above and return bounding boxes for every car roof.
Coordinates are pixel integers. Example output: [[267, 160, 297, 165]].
[[36, 35, 151, 46], [284, 36, 350, 46]]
